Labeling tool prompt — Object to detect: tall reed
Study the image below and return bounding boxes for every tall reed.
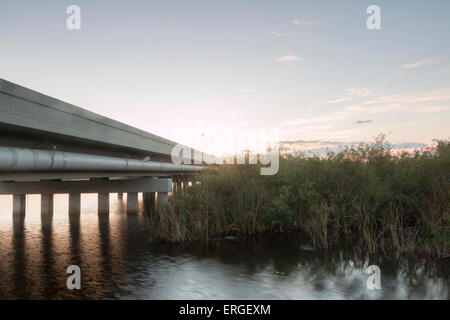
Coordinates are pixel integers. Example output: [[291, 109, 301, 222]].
[[145, 136, 449, 256]]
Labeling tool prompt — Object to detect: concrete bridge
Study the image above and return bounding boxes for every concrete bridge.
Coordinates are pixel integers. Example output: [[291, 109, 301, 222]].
[[0, 78, 203, 218]]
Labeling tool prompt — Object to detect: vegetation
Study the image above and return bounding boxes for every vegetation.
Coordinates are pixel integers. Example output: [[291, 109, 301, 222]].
[[145, 136, 449, 257]]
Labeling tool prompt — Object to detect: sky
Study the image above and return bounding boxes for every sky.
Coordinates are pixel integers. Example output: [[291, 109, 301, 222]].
[[0, 0, 449, 155]]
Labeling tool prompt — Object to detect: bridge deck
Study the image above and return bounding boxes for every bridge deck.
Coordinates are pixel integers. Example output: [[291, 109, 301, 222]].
[[0, 78, 193, 161]]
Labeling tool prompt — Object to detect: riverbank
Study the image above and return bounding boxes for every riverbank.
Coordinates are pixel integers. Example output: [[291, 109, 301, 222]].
[[145, 136, 449, 257]]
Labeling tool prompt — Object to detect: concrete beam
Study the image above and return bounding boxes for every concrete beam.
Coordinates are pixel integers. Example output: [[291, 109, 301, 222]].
[[0, 177, 172, 195]]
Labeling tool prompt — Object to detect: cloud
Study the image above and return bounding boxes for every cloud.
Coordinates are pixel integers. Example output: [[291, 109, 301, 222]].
[[271, 31, 287, 37], [280, 139, 319, 144], [239, 88, 255, 93], [280, 87, 450, 144], [323, 88, 450, 119], [283, 111, 345, 126], [432, 138, 448, 143], [391, 142, 428, 149], [327, 96, 353, 104], [415, 105, 449, 113], [401, 57, 441, 69], [343, 88, 450, 115], [280, 139, 361, 146], [356, 120, 373, 124], [279, 139, 429, 157], [292, 19, 326, 25], [329, 87, 373, 104], [276, 55, 300, 63]]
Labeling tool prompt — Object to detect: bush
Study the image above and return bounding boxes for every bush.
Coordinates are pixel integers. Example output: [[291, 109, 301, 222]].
[[145, 137, 449, 257]]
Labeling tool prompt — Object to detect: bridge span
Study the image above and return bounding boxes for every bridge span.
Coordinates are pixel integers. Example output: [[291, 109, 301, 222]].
[[0, 78, 204, 217]]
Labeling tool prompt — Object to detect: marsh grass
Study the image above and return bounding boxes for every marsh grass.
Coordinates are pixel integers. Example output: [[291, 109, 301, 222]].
[[145, 136, 449, 256]]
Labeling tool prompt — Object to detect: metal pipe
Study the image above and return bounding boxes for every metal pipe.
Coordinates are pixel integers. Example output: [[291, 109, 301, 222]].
[[0, 146, 202, 172]]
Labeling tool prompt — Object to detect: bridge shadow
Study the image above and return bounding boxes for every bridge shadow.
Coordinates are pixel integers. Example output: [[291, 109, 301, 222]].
[[40, 212, 58, 299]]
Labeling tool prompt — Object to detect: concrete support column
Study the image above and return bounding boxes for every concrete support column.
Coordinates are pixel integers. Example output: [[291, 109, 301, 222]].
[[13, 194, 26, 217], [69, 193, 81, 215], [98, 193, 109, 215], [41, 194, 54, 216], [127, 192, 138, 214], [173, 176, 179, 194], [143, 192, 156, 212], [117, 192, 123, 200], [158, 192, 169, 205]]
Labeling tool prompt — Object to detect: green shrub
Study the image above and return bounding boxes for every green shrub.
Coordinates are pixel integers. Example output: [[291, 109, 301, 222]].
[[145, 137, 449, 257]]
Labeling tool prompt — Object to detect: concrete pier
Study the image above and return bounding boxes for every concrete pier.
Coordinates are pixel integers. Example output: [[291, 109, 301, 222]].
[[41, 207, 53, 228], [98, 193, 109, 215], [158, 192, 169, 205], [41, 194, 54, 216], [127, 192, 138, 214], [143, 192, 156, 212], [13, 194, 26, 217], [69, 193, 81, 215]]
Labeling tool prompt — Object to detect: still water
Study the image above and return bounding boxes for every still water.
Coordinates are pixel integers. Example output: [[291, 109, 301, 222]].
[[0, 194, 448, 299]]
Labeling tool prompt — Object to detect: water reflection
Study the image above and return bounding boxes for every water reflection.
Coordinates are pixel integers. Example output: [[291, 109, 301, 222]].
[[12, 212, 27, 298], [0, 194, 448, 299]]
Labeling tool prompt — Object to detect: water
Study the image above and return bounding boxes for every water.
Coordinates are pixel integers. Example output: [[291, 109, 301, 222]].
[[0, 194, 448, 299]]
